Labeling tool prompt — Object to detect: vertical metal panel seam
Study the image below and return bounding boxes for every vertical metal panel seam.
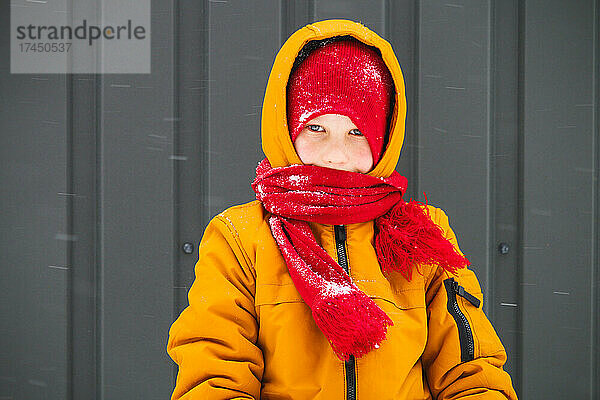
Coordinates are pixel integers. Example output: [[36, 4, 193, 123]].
[[91, 71, 100, 400], [65, 1, 75, 396], [207, 0, 212, 215], [515, 0, 526, 394], [93, 7, 105, 400], [592, 0, 599, 397], [486, 0, 495, 317], [66, 2, 82, 398], [382, 0, 389, 39], [96, 0, 105, 389], [172, 0, 181, 385], [279, 0, 286, 45], [413, 0, 420, 196], [96, 74, 104, 400], [201, 0, 209, 230], [66, 44, 74, 400]]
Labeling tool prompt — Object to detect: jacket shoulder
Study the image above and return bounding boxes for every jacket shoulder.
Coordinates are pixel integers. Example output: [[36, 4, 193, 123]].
[[420, 204, 466, 281], [210, 200, 272, 265], [215, 200, 269, 232], [422, 204, 458, 247], [423, 204, 448, 229]]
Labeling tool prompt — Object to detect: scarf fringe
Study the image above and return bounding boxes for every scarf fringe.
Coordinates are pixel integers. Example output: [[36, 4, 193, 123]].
[[375, 200, 470, 280], [313, 289, 394, 361]]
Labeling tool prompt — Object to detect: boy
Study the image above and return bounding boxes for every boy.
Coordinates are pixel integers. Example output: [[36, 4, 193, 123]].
[[167, 19, 518, 399]]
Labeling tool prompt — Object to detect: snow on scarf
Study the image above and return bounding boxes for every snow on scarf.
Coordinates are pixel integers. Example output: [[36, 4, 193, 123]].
[[251, 158, 469, 361]]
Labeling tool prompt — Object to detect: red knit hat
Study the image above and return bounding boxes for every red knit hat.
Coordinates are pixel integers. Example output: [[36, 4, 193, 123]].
[[287, 39, 394, 164]]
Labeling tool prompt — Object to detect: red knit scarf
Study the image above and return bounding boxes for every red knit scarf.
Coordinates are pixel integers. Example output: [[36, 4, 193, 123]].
[[251, 158, 469, 361]]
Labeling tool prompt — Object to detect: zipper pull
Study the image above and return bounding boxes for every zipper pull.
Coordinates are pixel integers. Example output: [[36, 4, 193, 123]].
[[334, 225, 346, 242], [451, 279, 481, 308]]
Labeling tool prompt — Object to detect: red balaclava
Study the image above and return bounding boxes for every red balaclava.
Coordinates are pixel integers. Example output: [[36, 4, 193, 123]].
[[287, 38, 395, 165]]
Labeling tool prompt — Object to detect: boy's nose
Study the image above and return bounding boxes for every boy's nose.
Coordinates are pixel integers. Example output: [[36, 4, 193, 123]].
[[322, 139, 349, 166]]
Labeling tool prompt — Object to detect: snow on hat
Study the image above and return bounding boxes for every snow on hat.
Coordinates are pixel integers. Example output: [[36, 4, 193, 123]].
[[287, 38, 394, 164]]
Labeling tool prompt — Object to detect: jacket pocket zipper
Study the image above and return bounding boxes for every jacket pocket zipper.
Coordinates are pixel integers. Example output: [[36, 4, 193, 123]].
[[443, 277, 480, 362], [334, 225, 356, 400]]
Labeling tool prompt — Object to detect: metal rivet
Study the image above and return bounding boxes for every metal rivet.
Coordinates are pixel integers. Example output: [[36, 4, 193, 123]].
[[498, 242, 510, 255], [182, 242, 194, 254]]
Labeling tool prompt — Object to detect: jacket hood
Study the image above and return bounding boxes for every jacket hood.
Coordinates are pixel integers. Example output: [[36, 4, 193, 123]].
[[261, 19, 407, 178]]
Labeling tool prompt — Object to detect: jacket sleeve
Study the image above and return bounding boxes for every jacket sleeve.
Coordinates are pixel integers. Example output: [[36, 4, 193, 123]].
[[167, 215, 264, 400], [422, 208, 518, 399]]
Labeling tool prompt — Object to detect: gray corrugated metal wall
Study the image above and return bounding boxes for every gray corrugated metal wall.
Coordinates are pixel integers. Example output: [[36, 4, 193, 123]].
[[1, 0, 598, 399]]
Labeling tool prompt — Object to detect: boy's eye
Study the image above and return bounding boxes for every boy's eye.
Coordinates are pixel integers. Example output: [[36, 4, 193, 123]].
[[349, 129, 363, 136], [307, 124, 325, 132]]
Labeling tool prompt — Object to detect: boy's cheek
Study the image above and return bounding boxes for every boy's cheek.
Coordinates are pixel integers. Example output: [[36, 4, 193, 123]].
[[293, 137, 316, 165]]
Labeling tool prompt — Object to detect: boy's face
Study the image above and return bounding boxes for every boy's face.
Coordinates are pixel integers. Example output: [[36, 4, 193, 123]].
[[293, 114, 374, 174]]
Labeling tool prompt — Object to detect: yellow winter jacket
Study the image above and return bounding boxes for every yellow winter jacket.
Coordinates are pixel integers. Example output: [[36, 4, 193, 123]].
[[167, 19, 518, 400]]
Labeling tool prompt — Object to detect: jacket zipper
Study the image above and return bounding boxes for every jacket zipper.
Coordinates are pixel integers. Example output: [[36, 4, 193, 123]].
[[334, 225, 356, 400], [443, 278, 480, 362]]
